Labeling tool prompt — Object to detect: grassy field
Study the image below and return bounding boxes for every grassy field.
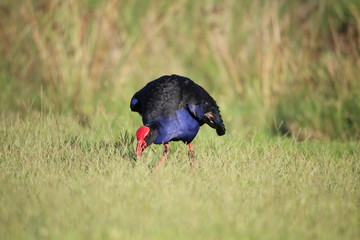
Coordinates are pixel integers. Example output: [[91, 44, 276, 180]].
[[0, 113, 359, 240], [1, 0, 360, 239]]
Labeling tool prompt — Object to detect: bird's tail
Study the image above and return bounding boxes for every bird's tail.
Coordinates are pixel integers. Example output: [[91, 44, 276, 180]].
[[204, 112, 226, 136], [215, 120, 226, 136]]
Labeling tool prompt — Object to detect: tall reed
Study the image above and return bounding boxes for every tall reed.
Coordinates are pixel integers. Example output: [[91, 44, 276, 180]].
[[0, 0, 359, 139]]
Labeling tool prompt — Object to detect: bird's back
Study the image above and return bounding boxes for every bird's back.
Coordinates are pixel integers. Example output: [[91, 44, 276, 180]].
[[139, 76, 186, 121]]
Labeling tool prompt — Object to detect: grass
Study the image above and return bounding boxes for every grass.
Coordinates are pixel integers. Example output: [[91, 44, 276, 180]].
[[0, 113, 359, 239], [1, 0, 360, 239]]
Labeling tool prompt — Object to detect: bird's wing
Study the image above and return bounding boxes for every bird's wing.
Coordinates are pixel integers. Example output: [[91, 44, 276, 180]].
[[130, 76, 176, 117]]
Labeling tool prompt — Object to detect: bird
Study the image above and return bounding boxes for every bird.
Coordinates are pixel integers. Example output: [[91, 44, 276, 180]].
[[130, 74, 226, 169]]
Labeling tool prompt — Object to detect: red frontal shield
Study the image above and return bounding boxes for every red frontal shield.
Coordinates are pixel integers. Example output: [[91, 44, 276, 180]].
[[136, 126, 150, 158]]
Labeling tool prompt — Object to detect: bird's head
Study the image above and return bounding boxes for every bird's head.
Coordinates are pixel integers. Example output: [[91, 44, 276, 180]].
[[135, 125, 158, 158]]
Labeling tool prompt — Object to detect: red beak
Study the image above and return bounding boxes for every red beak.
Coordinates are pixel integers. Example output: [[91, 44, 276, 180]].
[[136, 140, 147, 158]]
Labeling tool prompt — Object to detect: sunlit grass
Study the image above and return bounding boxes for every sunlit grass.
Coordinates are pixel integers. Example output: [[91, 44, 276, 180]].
[[0, 0, 360, 239], [0, 113, 358, 239]]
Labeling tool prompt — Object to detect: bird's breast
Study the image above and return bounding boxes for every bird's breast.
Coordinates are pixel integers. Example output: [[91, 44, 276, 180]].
[[153, 108, 200, 144]]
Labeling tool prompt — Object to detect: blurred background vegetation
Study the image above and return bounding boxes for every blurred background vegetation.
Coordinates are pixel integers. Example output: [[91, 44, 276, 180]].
[[1, 0, 359, 140]]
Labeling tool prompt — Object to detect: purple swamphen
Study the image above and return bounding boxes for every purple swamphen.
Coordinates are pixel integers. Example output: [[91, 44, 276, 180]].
[[130, 74, 226, 169]]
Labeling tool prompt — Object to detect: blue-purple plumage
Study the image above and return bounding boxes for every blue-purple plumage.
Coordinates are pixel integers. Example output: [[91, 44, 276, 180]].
[[130, 74, 225, 146]]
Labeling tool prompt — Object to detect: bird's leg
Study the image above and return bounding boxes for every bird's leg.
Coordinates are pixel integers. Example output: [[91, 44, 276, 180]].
[[188, 142, 196, 169], [155, 143, 170, 170]]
